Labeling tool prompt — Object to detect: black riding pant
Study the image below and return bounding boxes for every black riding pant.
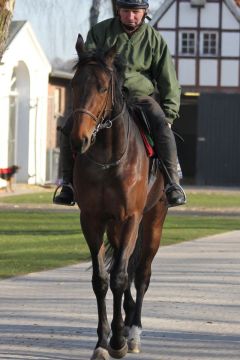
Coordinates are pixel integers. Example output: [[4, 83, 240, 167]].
[[133, 96, 179, 183], [59, 115, 74, 183]]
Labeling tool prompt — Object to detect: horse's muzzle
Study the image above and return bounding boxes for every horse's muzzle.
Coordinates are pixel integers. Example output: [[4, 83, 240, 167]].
[[71, 136, 90, 154]]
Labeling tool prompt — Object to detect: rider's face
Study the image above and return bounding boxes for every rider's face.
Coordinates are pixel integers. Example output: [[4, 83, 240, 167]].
[[118, 8, 145, 30]]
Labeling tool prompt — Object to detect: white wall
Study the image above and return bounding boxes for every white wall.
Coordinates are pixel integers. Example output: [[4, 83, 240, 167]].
[[179, 3, 198, 27], [222, 32, 240, 57], [221, 60, 239, 86], [200, 3, 219, 28], [161, 31, 176, 55], [200, 60, 218, 86], [157, 2, 176, 28], [222, 2, 240, 29], [178, 59, 196, 85]]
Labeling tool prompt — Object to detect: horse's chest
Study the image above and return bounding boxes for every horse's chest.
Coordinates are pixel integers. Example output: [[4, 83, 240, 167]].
[[77, 172, 143, 217]]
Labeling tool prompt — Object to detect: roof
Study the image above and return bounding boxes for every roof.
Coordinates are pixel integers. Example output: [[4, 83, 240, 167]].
[[235, 0, 240, 7], [3, 20, 51, 71], [226, 0, 240, 20], [50, 69, 73, 80], [5, 21, 27, 49], [150, 0, 240, 26]]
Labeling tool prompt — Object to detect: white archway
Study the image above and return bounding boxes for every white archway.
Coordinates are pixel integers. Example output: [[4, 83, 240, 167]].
[[8, 70, 18, 167], [13, 61, 30, 182]]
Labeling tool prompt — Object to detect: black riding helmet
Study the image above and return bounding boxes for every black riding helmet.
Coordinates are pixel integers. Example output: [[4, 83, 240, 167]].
[[116, 0, 149, 9]]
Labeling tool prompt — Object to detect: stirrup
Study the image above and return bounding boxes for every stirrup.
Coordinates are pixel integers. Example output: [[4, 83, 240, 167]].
[[53, 183, 75, 206], [165, 183, 187, 207]]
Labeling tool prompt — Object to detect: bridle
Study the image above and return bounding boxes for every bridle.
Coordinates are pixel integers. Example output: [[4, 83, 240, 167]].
[[72, 62, 125, 144], [72, 60, 129, 169]]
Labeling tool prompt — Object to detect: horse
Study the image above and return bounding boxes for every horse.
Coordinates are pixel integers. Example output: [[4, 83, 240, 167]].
[[71, 34, 168, 360]]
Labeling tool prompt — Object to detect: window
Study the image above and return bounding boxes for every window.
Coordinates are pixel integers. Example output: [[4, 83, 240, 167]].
[[180, 32, 196, 55], [202, 32, 218, 56]]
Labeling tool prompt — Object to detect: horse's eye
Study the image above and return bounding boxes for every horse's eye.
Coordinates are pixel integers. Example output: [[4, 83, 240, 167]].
[[99, 87, 108, 93]]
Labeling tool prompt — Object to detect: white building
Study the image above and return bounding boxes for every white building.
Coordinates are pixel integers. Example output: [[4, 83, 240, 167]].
[[151, 0, 240, 186], [0, 21, 51, 184]]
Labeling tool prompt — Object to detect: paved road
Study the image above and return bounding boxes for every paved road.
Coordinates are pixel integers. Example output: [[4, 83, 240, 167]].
[[0, 231, 240, 360]]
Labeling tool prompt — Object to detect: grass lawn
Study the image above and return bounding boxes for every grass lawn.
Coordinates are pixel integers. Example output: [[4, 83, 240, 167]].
[[183, 191, 240, 208], [0, 211, 87, 279], [1, 190, 240, 208], [0, 209, 239, 279], [0, 192, 53, 204]]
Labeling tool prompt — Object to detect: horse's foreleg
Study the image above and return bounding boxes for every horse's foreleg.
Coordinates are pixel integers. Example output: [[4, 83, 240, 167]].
[[80, 214, 110, 360], [107, 226, 136, 338], [92, 248, 111, 347], [128, 202, 167, 353], [123, 285, 135, 337], [127, 266, 151, 353], [108, 214, 141, 359]]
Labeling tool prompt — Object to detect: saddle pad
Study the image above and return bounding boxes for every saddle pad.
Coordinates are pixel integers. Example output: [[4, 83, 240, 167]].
[[139, 129, 155, 157]]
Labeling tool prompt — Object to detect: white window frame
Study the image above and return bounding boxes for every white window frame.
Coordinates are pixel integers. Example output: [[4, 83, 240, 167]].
[[200, 31, 218, 56], [179, 31, 197, 56]]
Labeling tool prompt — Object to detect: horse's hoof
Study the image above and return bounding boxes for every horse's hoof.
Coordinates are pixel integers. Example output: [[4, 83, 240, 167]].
[[91, 347, 109, 360], [108, 342, 128, 359], [127, 339, 141, 353]]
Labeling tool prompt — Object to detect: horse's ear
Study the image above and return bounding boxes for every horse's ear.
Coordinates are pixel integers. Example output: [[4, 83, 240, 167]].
[[75, 34, 85, 56], [105, 45, 117, 67]]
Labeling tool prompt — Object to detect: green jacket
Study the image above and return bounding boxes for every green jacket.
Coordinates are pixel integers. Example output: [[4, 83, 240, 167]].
[[85, 18, 181, 124]]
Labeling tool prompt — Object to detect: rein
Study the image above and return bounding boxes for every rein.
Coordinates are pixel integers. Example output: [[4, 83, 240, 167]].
[[85, 106, 129, 170]]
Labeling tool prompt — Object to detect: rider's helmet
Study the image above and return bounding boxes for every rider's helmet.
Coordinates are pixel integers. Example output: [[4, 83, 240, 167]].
[[116, 0, 149, 9]]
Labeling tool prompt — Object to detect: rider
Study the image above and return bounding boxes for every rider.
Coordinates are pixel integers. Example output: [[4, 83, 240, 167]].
[[54, 0, 186, 207]]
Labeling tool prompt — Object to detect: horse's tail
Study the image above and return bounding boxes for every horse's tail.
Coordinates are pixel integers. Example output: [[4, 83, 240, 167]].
[[127, 220, 143, 284]]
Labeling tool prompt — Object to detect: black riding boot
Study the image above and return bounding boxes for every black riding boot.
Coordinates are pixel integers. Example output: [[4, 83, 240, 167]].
[[135, 96, 186, 207], [53, 127, 75, 206], [154, 132, 186, 207]]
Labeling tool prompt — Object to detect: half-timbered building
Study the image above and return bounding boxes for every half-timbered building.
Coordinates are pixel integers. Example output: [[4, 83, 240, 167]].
[[151, 0, 240, 186]]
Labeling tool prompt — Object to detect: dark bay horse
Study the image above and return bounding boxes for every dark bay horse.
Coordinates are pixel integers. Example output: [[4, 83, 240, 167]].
[[71, 35, 168, 360]]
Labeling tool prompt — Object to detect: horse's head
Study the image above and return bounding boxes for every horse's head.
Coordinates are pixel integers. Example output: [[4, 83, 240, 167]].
[[71, 34, 119, 153]]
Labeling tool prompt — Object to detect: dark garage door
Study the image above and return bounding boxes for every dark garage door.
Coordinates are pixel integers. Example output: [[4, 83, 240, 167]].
[[197, 93, 240, 186]]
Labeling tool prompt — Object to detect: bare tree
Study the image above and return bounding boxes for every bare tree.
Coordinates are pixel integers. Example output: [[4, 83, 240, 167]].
[[0, 0, 16, 61], [90, 0, 101, 28]]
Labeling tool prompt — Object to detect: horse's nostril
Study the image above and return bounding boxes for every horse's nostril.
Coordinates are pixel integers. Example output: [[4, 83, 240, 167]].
[[71, 136, 89, 154]]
